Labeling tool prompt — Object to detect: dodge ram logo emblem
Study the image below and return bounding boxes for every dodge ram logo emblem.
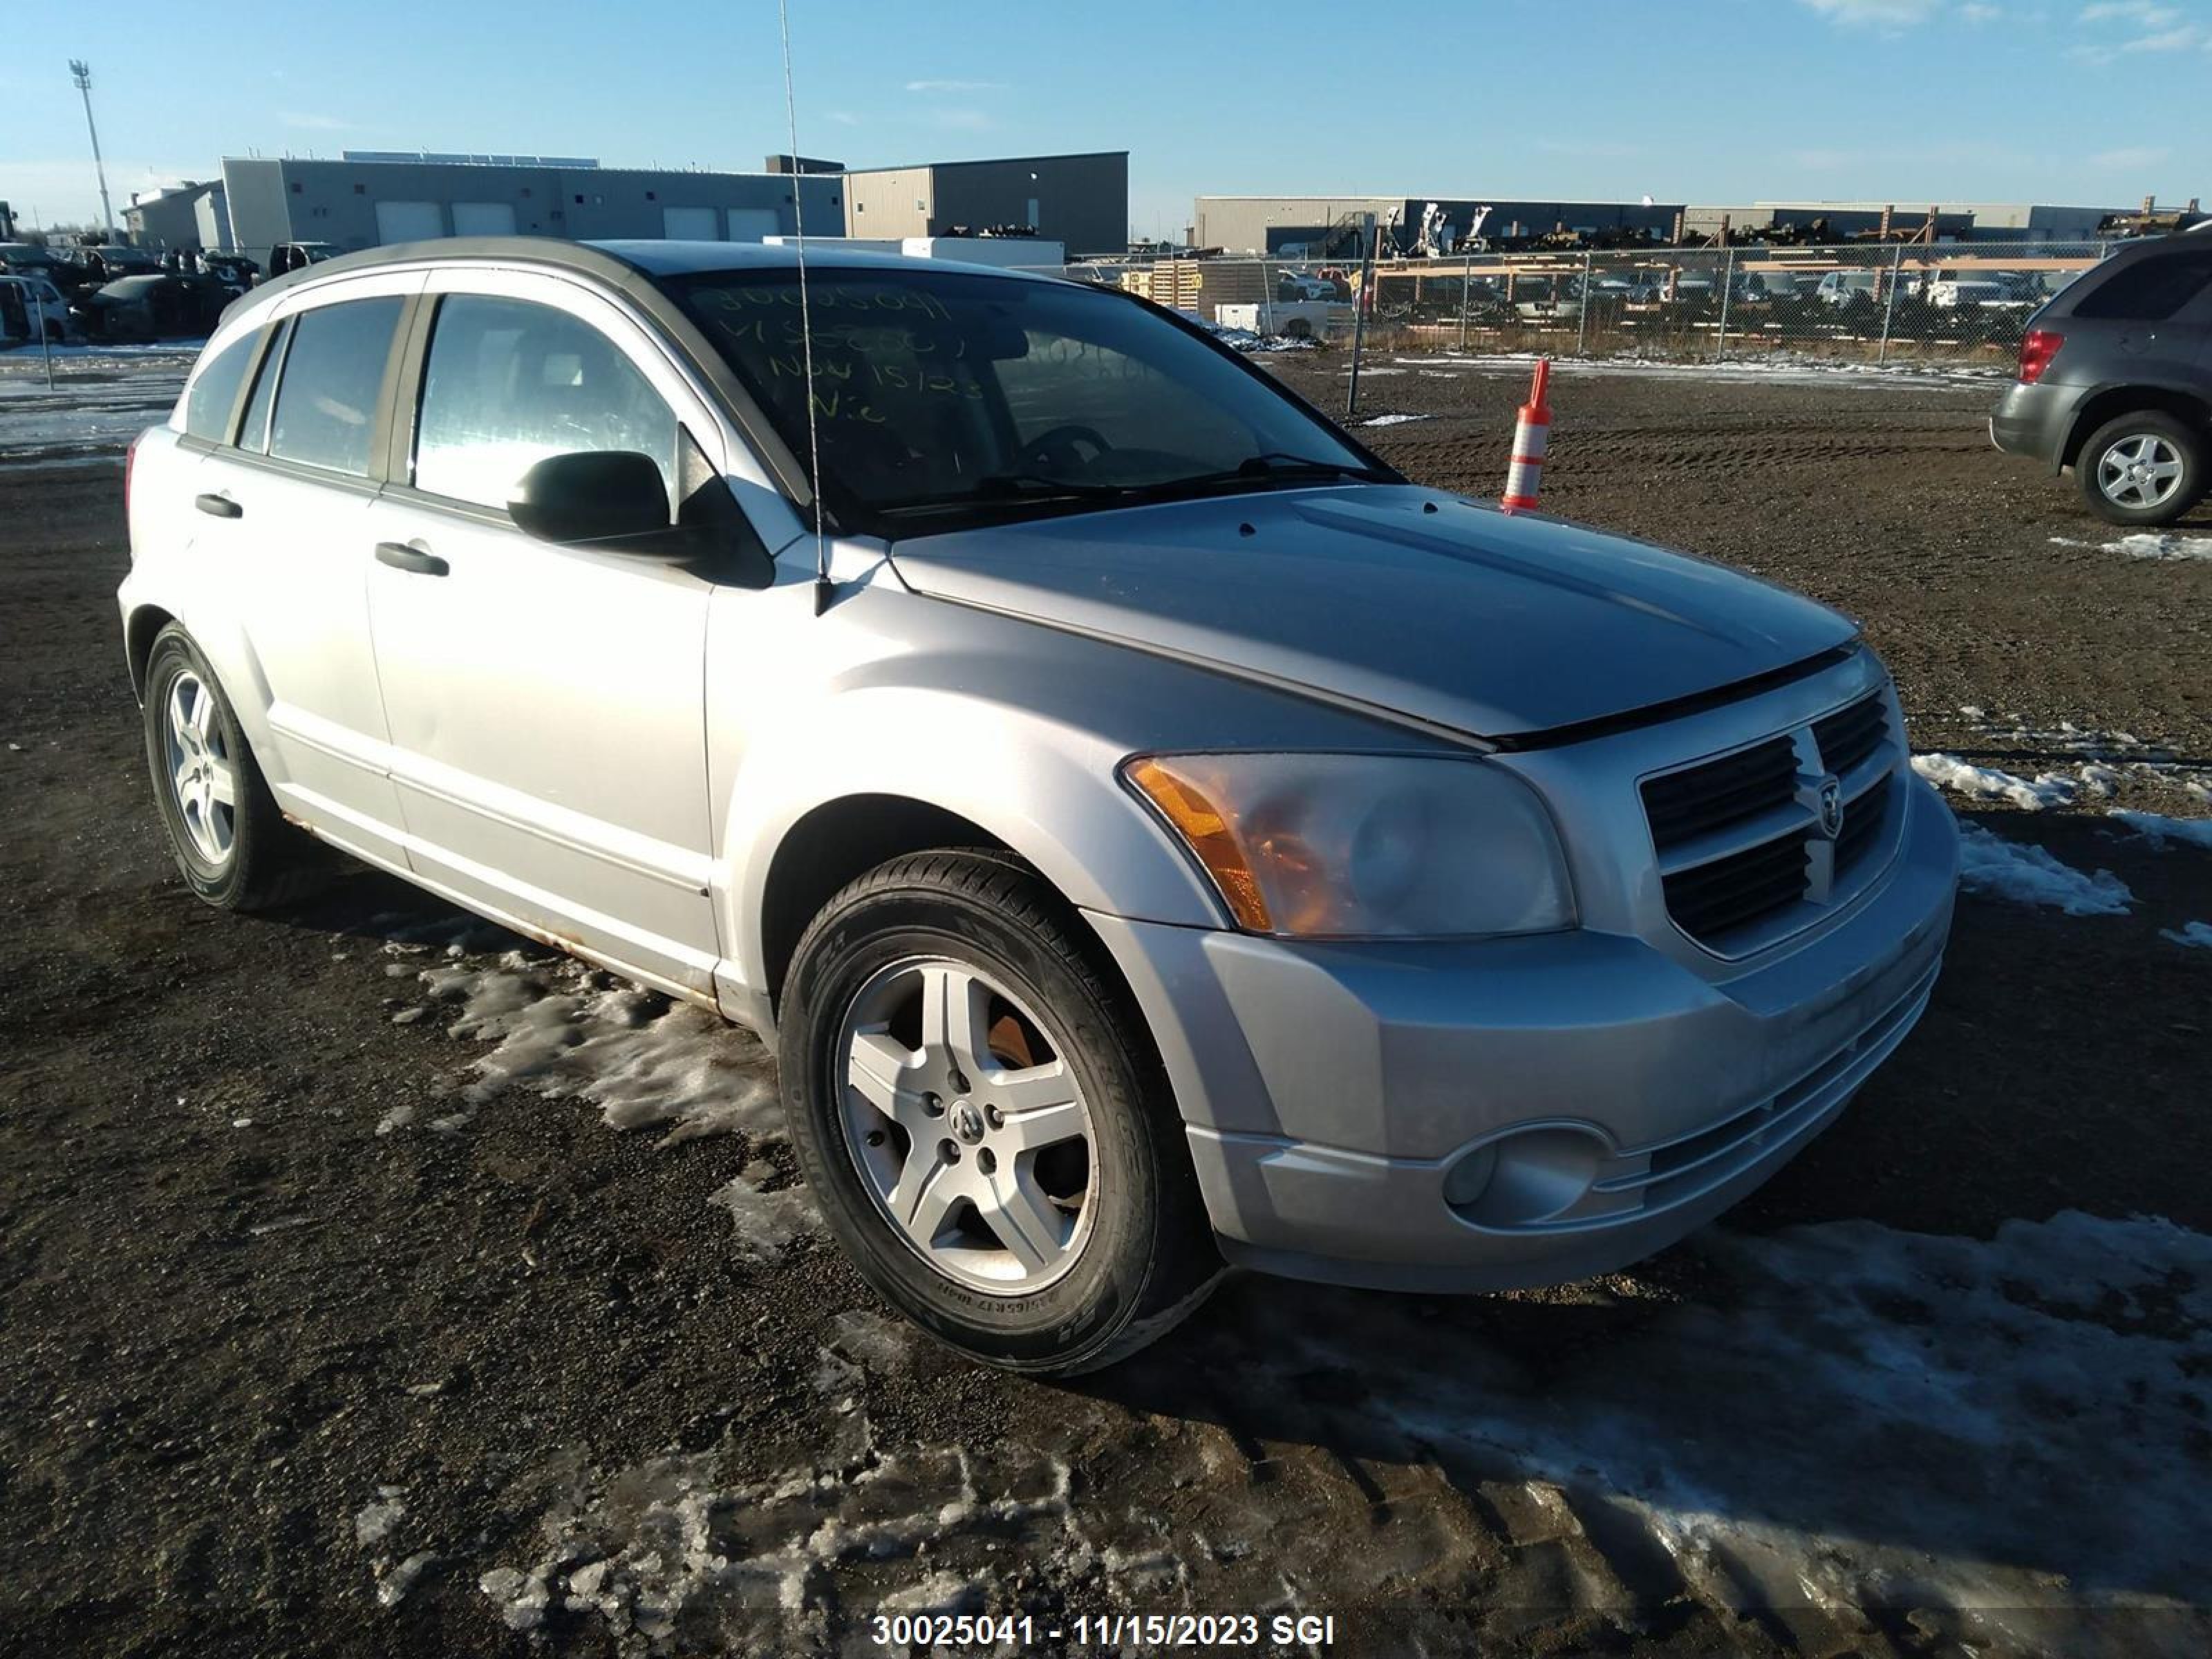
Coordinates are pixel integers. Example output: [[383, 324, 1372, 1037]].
[[1817, 776, 1844, 839]]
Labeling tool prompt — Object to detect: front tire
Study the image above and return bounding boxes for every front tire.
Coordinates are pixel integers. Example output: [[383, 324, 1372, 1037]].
[[142, 626, 326, 910], [2076, 411, 2204, 527], [779, 850, 1221, 1374]]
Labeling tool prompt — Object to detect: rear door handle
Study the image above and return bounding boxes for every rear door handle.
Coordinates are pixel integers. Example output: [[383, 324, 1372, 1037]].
[[194, 493, 242, 519], [375, 541, 449, 578]]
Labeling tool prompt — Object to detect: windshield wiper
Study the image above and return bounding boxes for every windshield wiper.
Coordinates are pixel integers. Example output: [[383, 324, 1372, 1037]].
[[1116, 453, 1384, 500], [1237, 451, 1379, 479], [878, 473, 1129, 516]]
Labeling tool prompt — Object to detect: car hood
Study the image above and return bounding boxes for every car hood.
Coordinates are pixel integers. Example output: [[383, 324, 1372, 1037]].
[[887, 484, 1857, 742]]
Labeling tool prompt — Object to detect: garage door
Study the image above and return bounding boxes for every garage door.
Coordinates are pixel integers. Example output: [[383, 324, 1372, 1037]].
[[662, 207, 722, 240], [726, 207, 781, 242], [451, 202, 518, 236], [374, 200, 446, 243]]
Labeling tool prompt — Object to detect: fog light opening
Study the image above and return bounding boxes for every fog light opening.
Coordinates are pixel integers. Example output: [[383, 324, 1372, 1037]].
[[1441, 1144, 1499, 1208], [1447, 1127, 1606, 1228]]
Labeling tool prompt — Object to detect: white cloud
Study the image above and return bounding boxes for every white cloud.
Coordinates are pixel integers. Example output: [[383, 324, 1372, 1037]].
[[903, 79, 1004, 94], [1798, 0, 1945, 23], [2089, 143, 2174, 166], [1958, 2, 2003, 20], [2079, 1, 2177, 22], [2070, 0, 2202, 57]]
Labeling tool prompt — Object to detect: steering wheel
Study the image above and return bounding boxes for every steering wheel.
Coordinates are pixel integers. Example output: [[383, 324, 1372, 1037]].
[[1020, 423, 1114, 472]]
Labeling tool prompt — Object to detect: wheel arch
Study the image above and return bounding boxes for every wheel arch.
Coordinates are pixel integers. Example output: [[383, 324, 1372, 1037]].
[[2061, 384, 2212, 470], [124, 603, 178, 702], [756, 794, 1017, 1013]]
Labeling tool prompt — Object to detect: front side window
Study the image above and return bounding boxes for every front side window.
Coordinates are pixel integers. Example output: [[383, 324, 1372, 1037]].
[[662, 267, 1387, 537], [2072, 251, 2212, 322], [267, 297, 404, 476], [183, 330, 259, 442], [412, 294, 677, 510]]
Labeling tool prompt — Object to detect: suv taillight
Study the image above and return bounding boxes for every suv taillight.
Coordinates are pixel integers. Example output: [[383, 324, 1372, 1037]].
[[2018, 328, 2063, 384]]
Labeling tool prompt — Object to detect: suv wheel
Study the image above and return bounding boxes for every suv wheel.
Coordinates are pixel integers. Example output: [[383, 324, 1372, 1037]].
[[142, 626, 327, 910], [778, 850, 1221, 1374], [2077, 411, 2205, 527]]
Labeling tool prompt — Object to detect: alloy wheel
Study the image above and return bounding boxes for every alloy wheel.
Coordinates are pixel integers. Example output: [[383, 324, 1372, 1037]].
[[2097, 434, 2185, 510], [163, 671, 238, 867], [836, 956, 1096, 1293]]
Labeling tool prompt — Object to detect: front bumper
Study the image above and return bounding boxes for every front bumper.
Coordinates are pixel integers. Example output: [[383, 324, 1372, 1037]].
[[1086, 773, 1958, 1293]]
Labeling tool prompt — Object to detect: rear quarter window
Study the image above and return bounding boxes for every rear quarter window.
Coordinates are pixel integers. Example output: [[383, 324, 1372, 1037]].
[[182, 331, 259, 442], [2070, 250, 2212, 321]]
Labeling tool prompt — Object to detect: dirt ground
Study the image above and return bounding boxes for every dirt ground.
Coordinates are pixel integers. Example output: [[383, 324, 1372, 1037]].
[[3, 355, 2209, 1659]]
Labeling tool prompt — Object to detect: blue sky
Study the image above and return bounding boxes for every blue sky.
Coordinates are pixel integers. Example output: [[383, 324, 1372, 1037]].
[[3, 1, 2204, 238]]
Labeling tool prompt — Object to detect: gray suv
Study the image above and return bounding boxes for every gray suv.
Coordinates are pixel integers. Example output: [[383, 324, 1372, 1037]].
[[1990, 234, 2212, 525], [120, 239, 1958, 1374]]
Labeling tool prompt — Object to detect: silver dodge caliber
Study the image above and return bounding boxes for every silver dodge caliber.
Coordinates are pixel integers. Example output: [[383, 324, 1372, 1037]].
[[120, 240, 1958, 1373]]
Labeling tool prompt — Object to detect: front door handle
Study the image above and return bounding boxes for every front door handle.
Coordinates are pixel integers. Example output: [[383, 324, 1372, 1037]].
[[194, 493, 242, 519], [375, 541, 449, 578]]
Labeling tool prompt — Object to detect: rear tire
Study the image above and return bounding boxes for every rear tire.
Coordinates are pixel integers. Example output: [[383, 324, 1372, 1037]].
[[142, 626, 328, 911], [778, 850, 1221, 1374], [2075, 411, 2204, 527]]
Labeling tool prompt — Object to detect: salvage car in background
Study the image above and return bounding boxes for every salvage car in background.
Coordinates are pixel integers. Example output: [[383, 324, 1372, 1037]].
[[1991, 234, 2212, 526], [71, 274, 228, 341], [119, 238, 1958, 1374]]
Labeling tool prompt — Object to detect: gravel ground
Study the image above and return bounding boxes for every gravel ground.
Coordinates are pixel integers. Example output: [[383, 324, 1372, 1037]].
[[3, 353, 2209, 1659]]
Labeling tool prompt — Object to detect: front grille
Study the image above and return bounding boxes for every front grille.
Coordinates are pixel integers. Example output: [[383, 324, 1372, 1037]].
[[1640, 735, 1797, 851], [1835, 771, 1891, 874], [1660, 835, 1811, 940], [1641, 690, 1902, 953], [1812, 693, 1888, 777]]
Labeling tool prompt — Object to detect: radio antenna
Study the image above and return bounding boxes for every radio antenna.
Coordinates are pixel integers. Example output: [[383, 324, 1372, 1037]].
[[776, 0, 832, 615]]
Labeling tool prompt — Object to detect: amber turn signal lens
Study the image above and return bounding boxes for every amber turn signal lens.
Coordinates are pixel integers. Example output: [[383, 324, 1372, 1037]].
[[1125, 757, 1273, 931]]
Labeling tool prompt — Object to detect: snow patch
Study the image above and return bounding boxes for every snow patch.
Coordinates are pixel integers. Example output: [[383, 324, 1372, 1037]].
[[1393, 350, 2001, 393], [1956, 823, 2133, 915], [708, 1162, 821, 1262], [1911, 752, 2077, 811], [2159, 921, 2212, 950], [2052, 532, 2212, 562], [1358, 412, 1430, 427], [391, 938, 778, 1144], [2112, 810, 2212, 851]]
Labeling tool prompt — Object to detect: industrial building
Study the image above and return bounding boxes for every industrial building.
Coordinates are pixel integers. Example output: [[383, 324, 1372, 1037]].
[[214, 153, 846, 268], [1197, 193, 2133, 256], [1682, 200, 2127, 243], [1191, 196, 1686, 256], [123, 179, 232, 251], [843, 151, 1127, 256]]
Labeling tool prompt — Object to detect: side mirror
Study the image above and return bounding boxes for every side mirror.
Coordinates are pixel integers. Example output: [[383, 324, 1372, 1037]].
[[509, 451, 673, 545]]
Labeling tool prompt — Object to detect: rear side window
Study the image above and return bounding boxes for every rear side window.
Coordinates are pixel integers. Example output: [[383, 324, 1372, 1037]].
[[182, 331, 259, 442], [411, 294, 677, 509], [2072, 251, 2212, 322], [268, 297, 404, 476]]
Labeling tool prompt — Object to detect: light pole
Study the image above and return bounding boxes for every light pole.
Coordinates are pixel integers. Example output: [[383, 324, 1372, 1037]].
[[70, 59, 115, 242]]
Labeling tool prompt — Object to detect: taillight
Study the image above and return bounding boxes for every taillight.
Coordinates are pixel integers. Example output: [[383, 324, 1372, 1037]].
[[2018, 328, 2063, 384]]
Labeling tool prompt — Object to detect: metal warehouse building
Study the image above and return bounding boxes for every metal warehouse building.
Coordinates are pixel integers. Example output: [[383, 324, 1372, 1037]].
[[1192, 195, 1685, 256], [217, 153, 845, 268], [843, 151, 1127, 256], [123, 179, 233, 252]]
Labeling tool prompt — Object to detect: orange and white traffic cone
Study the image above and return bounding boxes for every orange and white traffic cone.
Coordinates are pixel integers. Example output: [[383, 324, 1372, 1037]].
[[1501, 358, 1551, 513]]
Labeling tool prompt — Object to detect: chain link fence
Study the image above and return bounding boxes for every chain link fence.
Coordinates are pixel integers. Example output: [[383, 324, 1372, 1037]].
[[1012, 241, 2118, 377]]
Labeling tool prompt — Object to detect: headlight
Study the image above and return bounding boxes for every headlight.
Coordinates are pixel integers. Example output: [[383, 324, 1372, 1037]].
[[1123, 752, 1573, 939]]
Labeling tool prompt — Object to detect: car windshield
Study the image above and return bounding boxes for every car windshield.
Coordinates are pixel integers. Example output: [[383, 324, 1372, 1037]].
[[660, 265, 1391, 538]]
